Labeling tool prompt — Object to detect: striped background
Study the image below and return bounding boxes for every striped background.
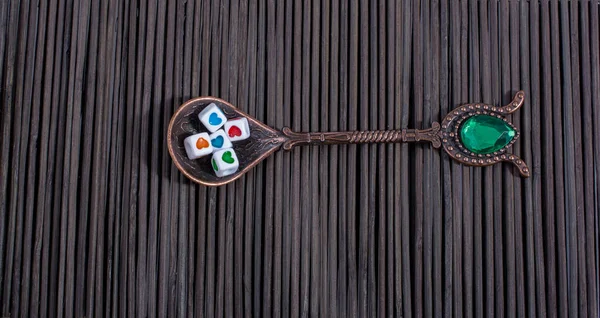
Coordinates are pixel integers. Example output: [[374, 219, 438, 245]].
[[0, 0, 598, 316]]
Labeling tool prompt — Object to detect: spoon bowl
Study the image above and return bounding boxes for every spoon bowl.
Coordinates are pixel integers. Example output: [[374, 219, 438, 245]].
[[167, 97, 285, 186]]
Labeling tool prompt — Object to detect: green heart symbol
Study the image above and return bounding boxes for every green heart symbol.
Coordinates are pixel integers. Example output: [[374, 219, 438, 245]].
[[212, 158, 218, 171], [222, 151, 235, 164]]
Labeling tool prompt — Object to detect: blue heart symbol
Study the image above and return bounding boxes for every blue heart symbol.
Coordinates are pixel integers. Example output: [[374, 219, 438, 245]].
[[212, 135, 224, 148], [208, 112, 222, 126]]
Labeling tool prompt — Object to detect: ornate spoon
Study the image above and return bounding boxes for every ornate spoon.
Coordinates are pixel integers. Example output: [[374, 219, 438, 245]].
[[167, 91, 529, 186]]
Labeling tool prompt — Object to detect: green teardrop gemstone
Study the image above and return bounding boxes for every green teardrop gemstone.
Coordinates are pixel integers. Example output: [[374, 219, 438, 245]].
[[459, 115, 516, 154]]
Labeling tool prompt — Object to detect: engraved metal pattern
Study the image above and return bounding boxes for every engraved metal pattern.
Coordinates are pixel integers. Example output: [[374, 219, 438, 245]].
[[280, 122, 441, 150]]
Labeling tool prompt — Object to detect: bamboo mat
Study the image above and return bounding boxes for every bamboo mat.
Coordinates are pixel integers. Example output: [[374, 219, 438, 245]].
[[1, 0, 599, 316]]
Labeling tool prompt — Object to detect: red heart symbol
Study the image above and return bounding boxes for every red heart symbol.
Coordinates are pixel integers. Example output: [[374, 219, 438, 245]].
[[228, 126, 242, 138]]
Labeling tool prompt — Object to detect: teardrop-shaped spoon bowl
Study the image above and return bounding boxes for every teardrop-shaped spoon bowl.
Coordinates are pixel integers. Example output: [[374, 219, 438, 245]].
[[167, 97, 286, 186]]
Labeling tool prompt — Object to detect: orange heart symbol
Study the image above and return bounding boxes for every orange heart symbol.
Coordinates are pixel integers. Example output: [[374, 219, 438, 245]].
[[196, 137, 209, 149]]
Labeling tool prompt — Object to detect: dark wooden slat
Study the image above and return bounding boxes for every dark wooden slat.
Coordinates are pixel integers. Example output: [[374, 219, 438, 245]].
[[0, 0, 16, 307], [478, 1, 492, 317], [499, 2, 512, 317], [119, 0, 138, 314], [204, 2, 223, 317], [518, 2, 536, 317], [288, 0, 301, 315], [168, 180, 181, 318], [171, 1, 187, 315], [261, 0, 275, 315], [550, 0, 569, 316], [233, 0, 249, 315], [540, 1, 557, 315], [365, 0, 376, 317], [560, 1, 580, 317], [337, 0, 348, 315], [128, 0, 150, 315], [280, 0, 293, 316], [21, 0, 48, 315], [106, 0, 127, 315], [458, 0, 469, 315], [579, 5, 597, 313], [528, 1, 548, 316], [318, 0, 330, 316], [178, 0, 195, 314], [0, 0, 9, 91], [253, 1, 266, 316], [376, 0, 387, 316], [328, 0, 340, 316], [393, 2, 403, 316], [465, 3, 479, 318], [12, 2, 38, 315], [438, 0, 453, 316], [80, 0, 101, 315], [412, 1, 424, 316], [75, 0, 100, 311], [587, 2, 600, 318], [204, 185, 217, 317], [135, 0, 159, 313], [64, 0, 91, 316], [400, 1, 413, 317], [569, 2, 591, 318], [215, 0, 231, 317], [421, 1, 435, 316], [3, 0, 30, 313], [252, 1, 267, 256], [88, 0, 112, 315], [357, 0, 370, 317], [272, 0, 285, 314], [215, 188, 226, 318], [146, 0, 167, 316], [299, 0, 312, 315], [489, 1, 503, 314], [384, 1, 396, 317], [512, 0, 526, 315], [240, 0, 257, 316], [193, 2, 211, 317], [37, 0, 62, 315], [450, 1, 463, 317], [430, 1, 443, 317], [309, 1, 321, 316], [48, 1, 72, 315], [346, 0, 360, 315]]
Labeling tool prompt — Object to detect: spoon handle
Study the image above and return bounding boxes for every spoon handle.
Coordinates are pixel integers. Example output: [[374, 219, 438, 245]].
[[280, 122, 441, 151]]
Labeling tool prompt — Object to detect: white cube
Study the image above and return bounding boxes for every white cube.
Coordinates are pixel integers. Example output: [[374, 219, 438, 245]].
[[209, 129, 233, 152], [224, 117, 250, 141], [198, 103, 227, 132], [211, 148, 240, 177], [183, 132, 213, 159]]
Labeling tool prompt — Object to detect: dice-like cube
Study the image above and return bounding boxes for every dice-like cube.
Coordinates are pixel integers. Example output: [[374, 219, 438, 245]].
[[211, 148, 240, 177], [209, 129, 233, 152], [183, 132, 213, 159], [198, 103, 227, 132], [224, 117, 250, 142]]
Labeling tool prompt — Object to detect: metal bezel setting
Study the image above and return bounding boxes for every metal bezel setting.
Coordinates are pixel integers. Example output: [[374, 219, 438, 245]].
[[440, 91, 530, 177]]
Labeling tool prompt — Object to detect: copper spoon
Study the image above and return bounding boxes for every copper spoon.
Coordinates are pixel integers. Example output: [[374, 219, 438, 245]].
[[167, 91, 529, 186]]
